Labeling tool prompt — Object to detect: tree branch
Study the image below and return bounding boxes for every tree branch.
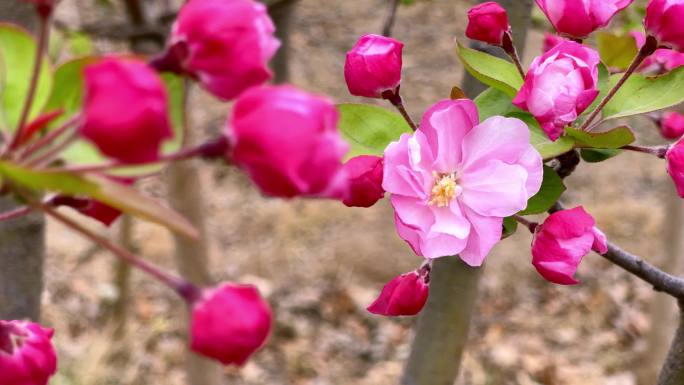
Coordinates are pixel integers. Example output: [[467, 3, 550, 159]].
[[658, 299, 684, 385], [382, 0, 401, 37]]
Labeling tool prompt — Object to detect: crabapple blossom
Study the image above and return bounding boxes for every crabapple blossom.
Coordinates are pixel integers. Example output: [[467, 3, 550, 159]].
[[661, 112, 684, 140], [531, 207, 608, 285], [465, 2, 510, 46], [0, 320, 57, 385], [645, 0, 684, 51], [80, 57, 173, 163], [383, 99, 543, 265], [169, 0, 280, 100], [190, 283, 272, 366], [367, 270, 429, 316], [543, 32, 566, 53], [513, 41, 600, 141], [632, 30, 684, 73], [667, 137, 684, 197], [344, 34, 403, 98], [228, 85, 349, 198], [342, 155, 385, 208], [535, 0, 634, 39]]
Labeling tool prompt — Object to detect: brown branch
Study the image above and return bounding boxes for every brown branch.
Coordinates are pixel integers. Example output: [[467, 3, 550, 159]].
[[658, 299, 684, 385], [382, 0, 401, 37]]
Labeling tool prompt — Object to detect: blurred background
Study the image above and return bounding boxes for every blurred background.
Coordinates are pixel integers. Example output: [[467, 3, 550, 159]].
[[13, 0, 682, 384]]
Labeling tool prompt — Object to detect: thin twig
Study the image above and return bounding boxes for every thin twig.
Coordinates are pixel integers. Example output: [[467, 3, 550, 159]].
[[0, 206, 33, 222], [16, 114, 81, 161], [382, 0, 401, 37]]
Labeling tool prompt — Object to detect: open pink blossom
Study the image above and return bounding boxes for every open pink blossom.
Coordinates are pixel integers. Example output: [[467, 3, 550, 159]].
[[513, 41, 600, 141], [0, 320, 57, 385], [367, 270, 429, 316], [667, 137, 684, 197], [383, 99, 543, 265], [645, 0, 684, 51], [536, 0, 634, 39], [531, 206, 607, 285], [170, 0, 280, 100]]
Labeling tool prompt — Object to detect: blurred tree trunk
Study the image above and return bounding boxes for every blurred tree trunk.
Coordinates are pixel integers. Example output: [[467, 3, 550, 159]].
[[0, 2, 46, 322], [401, 2, 533, 384], [265, 0, 299, 83]]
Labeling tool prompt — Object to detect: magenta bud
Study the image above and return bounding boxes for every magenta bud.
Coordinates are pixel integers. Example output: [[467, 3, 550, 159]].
[[536, 0, 634, 39], [170, 0, 280, 101], [229, 85, 349, 199], [531, 206, 607, 285], [189, 283, 272, 366], [0, 320, 57, 385], [344, 34, 403, 99], [646, 0, 684, 51], [367, 270, 429, 317], [80, 57, 173, 164], [341, 155, 385, 208], [667, 138, 684, 197], [661, 112, 684, 140], [466, 2, 510, 46]]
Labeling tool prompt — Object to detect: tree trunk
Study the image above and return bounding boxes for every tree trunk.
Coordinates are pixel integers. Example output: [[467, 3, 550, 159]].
[[0, 1, 46, 322], [658, 299, 684, 385], [401, 2, 534, 384], [266, 0, 298, 83]]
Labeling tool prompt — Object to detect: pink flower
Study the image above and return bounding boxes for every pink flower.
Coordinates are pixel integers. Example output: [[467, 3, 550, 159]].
[[81, 57, 173, 163], [531, 207, 607, 285], [367, 270, 429, 316], [536, 0, 634, 38], [466, 2, 510, 46], [383, 99, 543, 265], [661, 112, 684, 139], [667, 137, 684, 197], [342, 155, 385, 208], [344, 34, 403, 98], [513, 41, 600, 141], [646, 0, 684, 51], [0, 320, 57, 385], [170, 0, 280, 100], [543, 32, 566, 53], [228, 85, 349, 198], [190, 283, 272, 366]]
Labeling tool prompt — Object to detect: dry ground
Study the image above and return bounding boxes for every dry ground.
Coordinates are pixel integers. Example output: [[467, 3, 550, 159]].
[[39, 0, 681, 384]]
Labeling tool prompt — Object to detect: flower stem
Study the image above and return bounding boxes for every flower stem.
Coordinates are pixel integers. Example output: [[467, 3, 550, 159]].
[[16, 114, 81, 161], [502, 31, 525, 79], [383, 89, 417, 131], [579, 36, 658, 132], [513, 214, 538, 232], [0, 206, 33, 222], [9, 15, 51, 151], [34, 198, 196, 297], [622, 144, 669, 159]]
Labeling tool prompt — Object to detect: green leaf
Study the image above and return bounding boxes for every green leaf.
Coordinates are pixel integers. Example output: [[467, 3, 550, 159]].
[[519, 166, 566, 215], [456, 41, 523, 97], [602, 66, 684, 120], [337, 103, 412, 158], [0, 161, 198, 238], [45, 57, 95, 126], [160, 72, 185, 154], [68, 32, 94, 57], [596, 32, 639, 70], [580, 148, 622, 163], [508, 112, 575, 160], [0, 23, 54, 131], [503, 216, 518, 238], [566, 126, 635, 149], [474, 87, 519, 120]]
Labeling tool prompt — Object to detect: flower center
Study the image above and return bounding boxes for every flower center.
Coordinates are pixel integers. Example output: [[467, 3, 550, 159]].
[[428, 172, 459, 207]]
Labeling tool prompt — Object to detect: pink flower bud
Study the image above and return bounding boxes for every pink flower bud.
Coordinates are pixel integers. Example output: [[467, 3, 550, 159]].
[[228, 85, 349, 198], [342, 155, 385, 208], [0, 320, 57, 385], [513, 41, 600, 141], [667, 138, 684, 197], [646, 0, 684, 51], [542, 32, 566, 53], [466, 2, 510, 46], [344, 34, 403, 98], [661, 112, 684, 139], [81, 57, 173, 163], [536, 0, 634, 39], [190, 283, 272, 366], [367, 270, 429, 316], [531, 206, 606, 285], [170, 0, 280, 100]]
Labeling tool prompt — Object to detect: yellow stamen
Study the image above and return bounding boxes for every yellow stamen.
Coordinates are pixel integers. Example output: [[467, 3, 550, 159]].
[[428, 172, 458, 207]]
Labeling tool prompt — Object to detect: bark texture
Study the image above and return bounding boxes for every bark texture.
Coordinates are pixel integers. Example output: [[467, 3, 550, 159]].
[[658, 299, 684, 385], [0, 1, 46, 322]]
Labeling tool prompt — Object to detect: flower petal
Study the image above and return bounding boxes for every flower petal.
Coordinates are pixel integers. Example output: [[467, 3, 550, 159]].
[[460, 160, 529, 217]]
